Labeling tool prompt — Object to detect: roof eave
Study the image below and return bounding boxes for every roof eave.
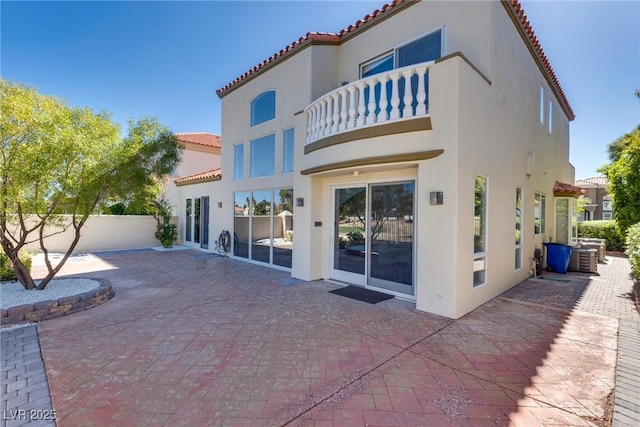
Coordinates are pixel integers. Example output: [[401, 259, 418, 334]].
[[175, 175, 222, 187], [215, 0, 416, 99]]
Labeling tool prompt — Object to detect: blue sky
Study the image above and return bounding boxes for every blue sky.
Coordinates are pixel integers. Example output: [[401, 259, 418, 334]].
[[2, 0, 639, 180]]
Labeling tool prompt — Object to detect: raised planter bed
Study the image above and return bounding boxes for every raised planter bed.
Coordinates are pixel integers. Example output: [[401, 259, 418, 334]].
[[0, 278, 114, 327]]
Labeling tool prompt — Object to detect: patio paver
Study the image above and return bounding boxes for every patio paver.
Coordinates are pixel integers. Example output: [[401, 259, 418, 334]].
[[1, 325, 55, 427], [8, 250, 636, 425]]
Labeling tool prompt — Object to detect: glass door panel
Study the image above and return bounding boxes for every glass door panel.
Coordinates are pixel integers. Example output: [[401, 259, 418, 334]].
[[273, 189, 293, 268], [185, 198, 192, 243], [333, 187, 366, 280], [234, 192, 251, 258], [201, 196, 209, 249], [368, 182, 414, 295], [194, 198, 201, 244], [555, 197, 577, 245], [251, 190, 272, 264]]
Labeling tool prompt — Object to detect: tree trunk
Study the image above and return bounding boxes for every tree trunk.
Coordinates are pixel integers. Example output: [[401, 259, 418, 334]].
[[12, 257, 36, 289], [36, 213, 90, 290], [0, 232, 36, 289]]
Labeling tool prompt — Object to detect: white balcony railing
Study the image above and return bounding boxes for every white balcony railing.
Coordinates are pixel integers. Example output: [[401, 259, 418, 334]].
[[304, 60, 435, 144]]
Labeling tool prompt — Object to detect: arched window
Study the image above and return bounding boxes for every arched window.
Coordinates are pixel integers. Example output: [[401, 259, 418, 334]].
[[251, 91, 276, 126]]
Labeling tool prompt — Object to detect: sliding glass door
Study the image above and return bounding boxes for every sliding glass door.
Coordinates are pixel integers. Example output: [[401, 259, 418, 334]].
[[184, 196, 209, 249], [368, 182, 414, 294], [331, 181, 415, 296], [333, 187, 367, 285]]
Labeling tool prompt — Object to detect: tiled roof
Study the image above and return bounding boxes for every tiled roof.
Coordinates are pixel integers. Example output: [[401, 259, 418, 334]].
[[174, 133, 221, 149], [553, 181, 585, 198], [174, 168, 221, 187], [575, 176, 609, 187], [216, 0, 406, 98], [216, 0, 574, 121]]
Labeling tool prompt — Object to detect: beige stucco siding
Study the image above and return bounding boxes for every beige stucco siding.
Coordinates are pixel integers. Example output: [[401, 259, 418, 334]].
[[175, 180, 222, 246], [213, 0, 574, 319], [165, 145, 221, 215], [335, 1, 491, 88]]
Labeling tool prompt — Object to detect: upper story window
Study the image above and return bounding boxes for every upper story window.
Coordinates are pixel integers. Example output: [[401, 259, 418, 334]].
[[251, 91, 276, 126], [548, 99, 553, 133], [360, 27, 444, 78], [250, 134, 275, 178], [539, 86, 545, 124], [234, 143, 244, 180], [283, 128, 294, 174], [398, 30, 442, 67], [361, 54, 394, 78]]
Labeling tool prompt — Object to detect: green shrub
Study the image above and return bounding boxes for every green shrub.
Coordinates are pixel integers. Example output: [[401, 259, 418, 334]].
[[626, 223, 640, 279], [152, 199, 177, 248], [0, 248, 32, 281], [578, 220, 626, 251]]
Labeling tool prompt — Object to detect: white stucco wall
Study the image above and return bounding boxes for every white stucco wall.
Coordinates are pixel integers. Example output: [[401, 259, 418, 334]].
[[165, 143, 221, 216], [175, 180, 224, 248], [335, 0, 491, 88], [12, 216, 169, 254]]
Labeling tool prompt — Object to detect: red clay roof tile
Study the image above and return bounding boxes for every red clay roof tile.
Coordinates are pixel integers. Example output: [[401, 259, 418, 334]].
[[216, 0, 574, 121], [174, 168, 222, 186], [174, 133, 221, 149], [554, 181, 585, 197]]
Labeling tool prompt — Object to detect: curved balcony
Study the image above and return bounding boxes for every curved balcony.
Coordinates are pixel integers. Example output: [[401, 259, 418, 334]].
[[304, 60, 435, 147]]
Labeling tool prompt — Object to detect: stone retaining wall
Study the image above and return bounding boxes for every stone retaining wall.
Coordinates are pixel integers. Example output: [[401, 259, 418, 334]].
[[0, 278, 114, 327]]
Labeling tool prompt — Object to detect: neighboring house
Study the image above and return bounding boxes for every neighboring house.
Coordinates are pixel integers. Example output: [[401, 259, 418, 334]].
[[180, 0, 582, 319], [165, 133, 221, 248], [576, 176, 614, 221]]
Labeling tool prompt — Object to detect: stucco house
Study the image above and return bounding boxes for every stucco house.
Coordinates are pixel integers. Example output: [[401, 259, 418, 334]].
[[576, 176, 614, 221], [177, 0, 581, 319], [165, 132, 221, 249]]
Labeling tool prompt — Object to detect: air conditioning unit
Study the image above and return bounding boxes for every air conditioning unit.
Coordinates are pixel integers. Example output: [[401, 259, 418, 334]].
[[568, 248, 598, 273], [577, 240, 605, 262]]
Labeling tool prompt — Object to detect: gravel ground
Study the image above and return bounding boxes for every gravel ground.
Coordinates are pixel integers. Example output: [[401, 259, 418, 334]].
[[0, 278, 100, 309]]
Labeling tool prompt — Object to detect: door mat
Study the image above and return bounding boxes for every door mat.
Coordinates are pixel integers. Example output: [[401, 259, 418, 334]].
[[329, 286, 394, 304]]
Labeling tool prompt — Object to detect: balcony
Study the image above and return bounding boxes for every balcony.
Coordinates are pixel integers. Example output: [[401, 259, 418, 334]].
[[304, 60, 435, 147]]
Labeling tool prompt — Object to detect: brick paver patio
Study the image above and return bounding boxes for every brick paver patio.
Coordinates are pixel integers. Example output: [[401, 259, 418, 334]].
[[6, 249, 636, 426]]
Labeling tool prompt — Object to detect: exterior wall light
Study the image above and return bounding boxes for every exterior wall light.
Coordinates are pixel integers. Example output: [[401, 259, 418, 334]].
[[296, 197, 304, 207], [430, 191, 443, 205]]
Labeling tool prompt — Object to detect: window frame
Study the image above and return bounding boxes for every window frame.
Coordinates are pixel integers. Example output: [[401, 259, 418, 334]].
[[233, 143, 244, 181], [250, 90, 276, 127], [359, 25, 446, 79], [360, 52, 394, 79], [515, 187, 523, 271], [474, 175, 488, 287], [539, 86, 545, 124], [250, 133, 276, 178], [282, 128, 294, 174], [233, 188, 294, 269], [548, 99, 553, 133], [534, 192, 546, 235]]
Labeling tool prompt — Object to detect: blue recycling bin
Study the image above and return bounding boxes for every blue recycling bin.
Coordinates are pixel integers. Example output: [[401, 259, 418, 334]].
[[544, 243, 573, 274]]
